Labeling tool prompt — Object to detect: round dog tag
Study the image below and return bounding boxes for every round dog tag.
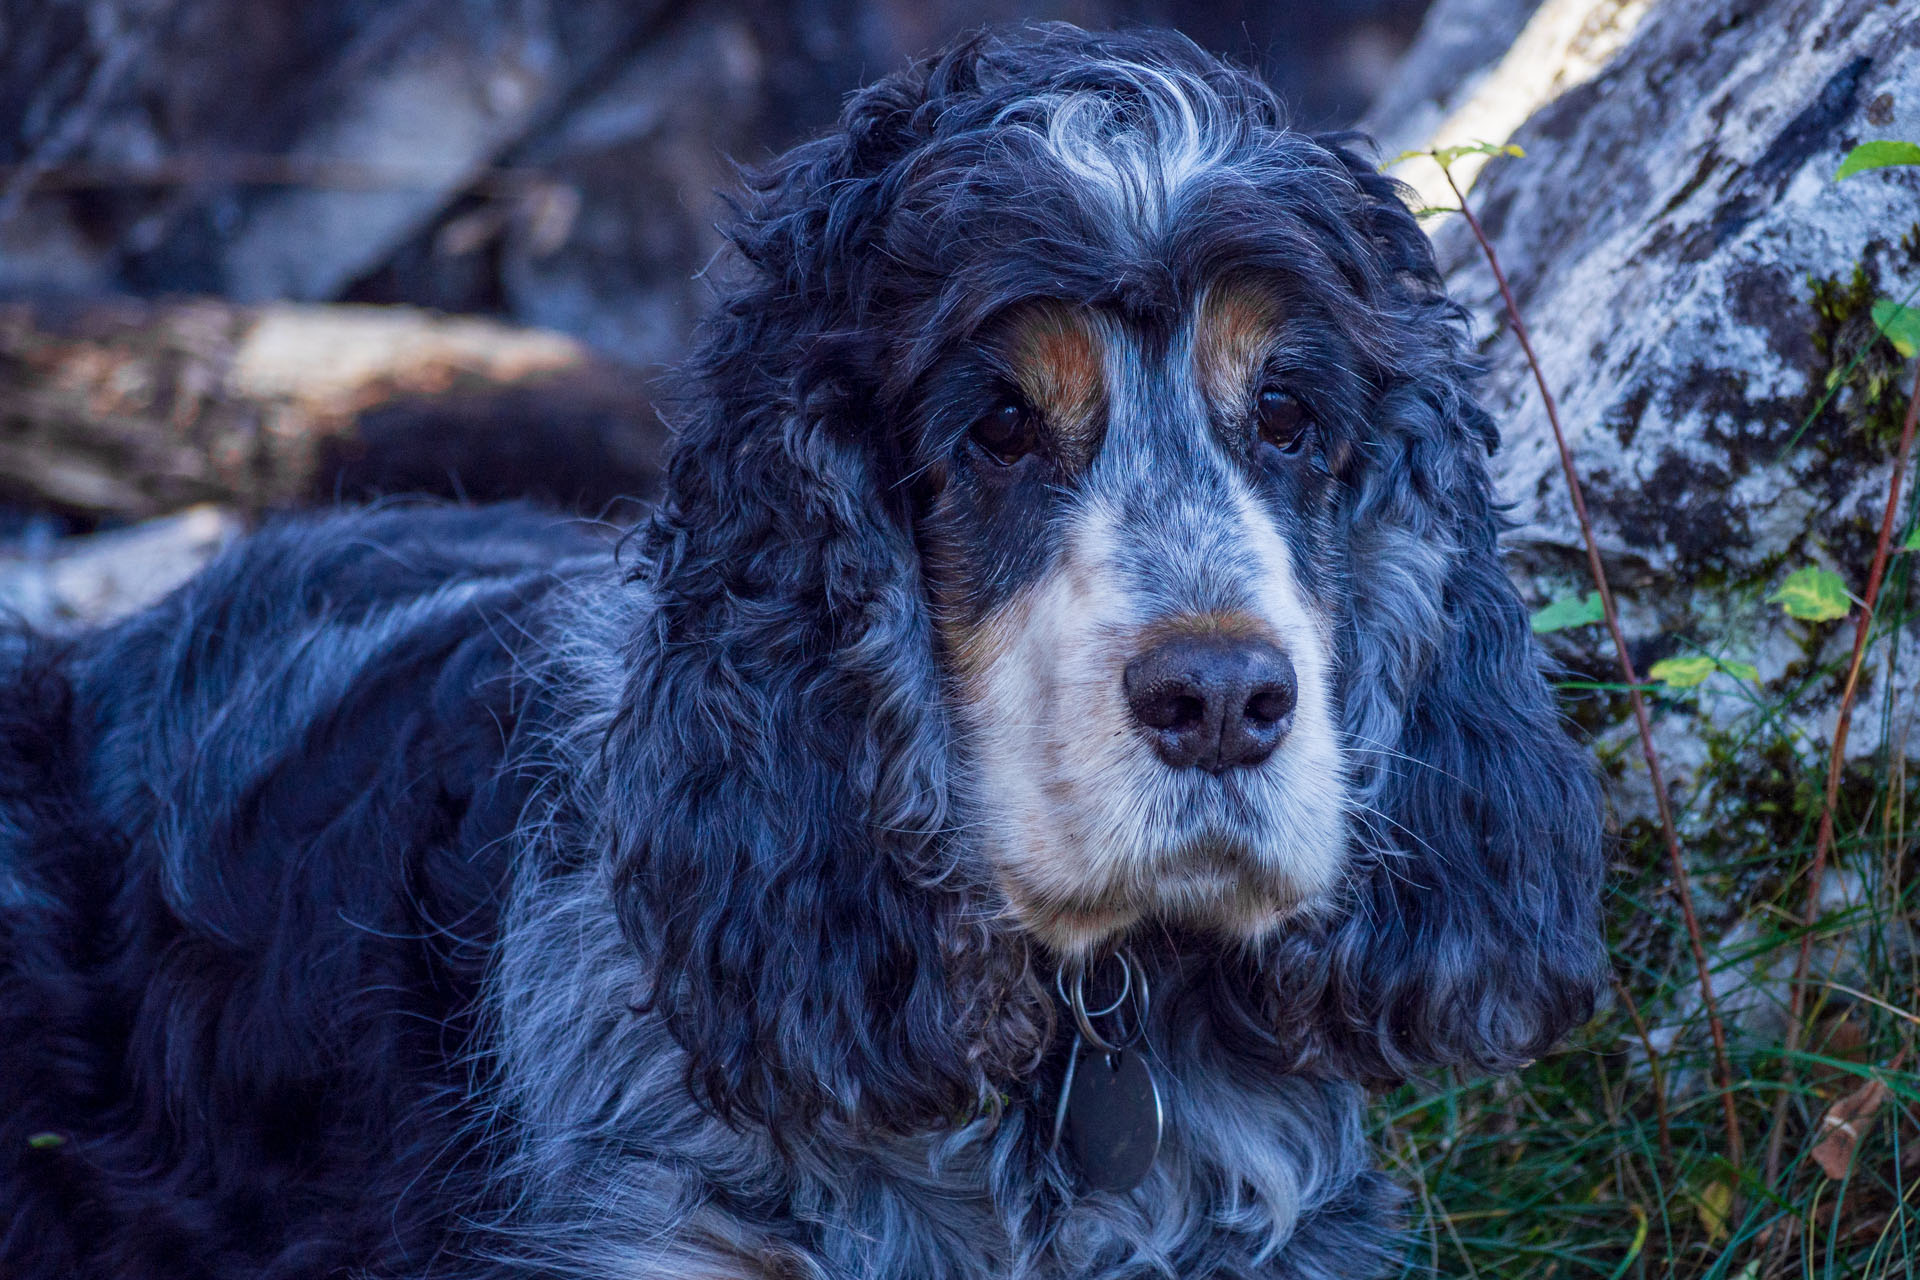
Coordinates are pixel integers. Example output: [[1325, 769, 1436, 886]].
[[1063, 1046, 1163, 1194]]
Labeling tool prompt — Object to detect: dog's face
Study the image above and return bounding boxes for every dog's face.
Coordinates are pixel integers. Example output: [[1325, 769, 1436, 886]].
[[868, 78, 1400, 955], [917, 283, 1349, 954]]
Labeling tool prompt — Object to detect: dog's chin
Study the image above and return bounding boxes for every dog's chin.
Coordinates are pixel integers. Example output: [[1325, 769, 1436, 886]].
[[1012, 838, 1337, 958]]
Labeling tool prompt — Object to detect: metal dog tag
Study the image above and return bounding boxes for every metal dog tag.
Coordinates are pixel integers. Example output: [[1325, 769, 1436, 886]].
[[1057, 1036, 1163, 1194], [1049, 950, 1162, 1193]]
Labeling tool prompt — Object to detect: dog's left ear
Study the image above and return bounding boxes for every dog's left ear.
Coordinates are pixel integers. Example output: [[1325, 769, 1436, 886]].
[[607, 394, 1044, 1137], [600, 82, 1046, 1137], [1271, 140, 1608, 1081]]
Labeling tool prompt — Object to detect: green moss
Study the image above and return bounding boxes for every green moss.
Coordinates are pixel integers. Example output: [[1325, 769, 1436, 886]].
[[1597, 696, 1911, 924], [1805, 223, 1920, 452]]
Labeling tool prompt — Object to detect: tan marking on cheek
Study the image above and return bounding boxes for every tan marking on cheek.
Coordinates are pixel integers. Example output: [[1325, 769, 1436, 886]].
[[936, 515, 1100, 689], [934, 522, 1150, 948], [1005, 305, 1105, 466], [1194, 280, 1285, 410], [937, 592, 1020, 690]]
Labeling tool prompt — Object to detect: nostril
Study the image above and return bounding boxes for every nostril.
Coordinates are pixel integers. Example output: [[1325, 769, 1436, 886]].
[[1124, 634, 1296, 772], [1135, 691, 1205, 732], [1223, 651, 1296, 769], [1244, 684, 1295, 727]]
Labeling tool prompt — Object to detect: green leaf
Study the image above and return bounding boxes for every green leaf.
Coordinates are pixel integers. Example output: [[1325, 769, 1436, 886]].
[[1649, 655, 1718, 688], [1530, 591, 1605, 633], [1393, 141, 1526, 171], [1873, 297, 1920, 358], [26, 1132, 64, 1149], [1769, 565, 1852, 622], [1903, 525, 1920, 551], [1835, 140, 1920, 181], [1647, 654, 1760, 689], [1692, 1171, 1734, 1241]]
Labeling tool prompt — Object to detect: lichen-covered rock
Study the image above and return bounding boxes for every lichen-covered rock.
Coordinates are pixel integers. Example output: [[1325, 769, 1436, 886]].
[[1403, 0, 1920, 817], [1359, 0, 1545, 161]]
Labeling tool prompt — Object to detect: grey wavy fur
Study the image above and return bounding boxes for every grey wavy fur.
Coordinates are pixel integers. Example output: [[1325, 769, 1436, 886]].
[[0, 24, 1606, 1280]]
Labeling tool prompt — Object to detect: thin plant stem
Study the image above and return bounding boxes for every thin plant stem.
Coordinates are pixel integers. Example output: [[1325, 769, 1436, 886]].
[[1613, 977, 1676, 1165], [1765, 359, 1920, 1187], [1441, 165, 1745, 1171]]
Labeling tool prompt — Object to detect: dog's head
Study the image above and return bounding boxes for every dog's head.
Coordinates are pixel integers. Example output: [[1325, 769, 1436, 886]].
[[609, 24, 1605, 1133], [926, 280, 1349, 954]]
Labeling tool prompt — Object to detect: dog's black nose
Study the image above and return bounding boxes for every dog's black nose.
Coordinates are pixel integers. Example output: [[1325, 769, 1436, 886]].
[[1123, 635, 1296, 773]]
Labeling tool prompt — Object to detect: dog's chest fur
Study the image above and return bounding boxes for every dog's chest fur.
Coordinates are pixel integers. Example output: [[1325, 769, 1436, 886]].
[[490, 866, 1395, 1280]]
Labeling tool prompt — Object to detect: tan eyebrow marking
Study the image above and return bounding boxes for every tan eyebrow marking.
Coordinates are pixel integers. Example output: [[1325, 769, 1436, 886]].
[[1194, 279, 1286, 410], [1002, 303, 1106, 468]]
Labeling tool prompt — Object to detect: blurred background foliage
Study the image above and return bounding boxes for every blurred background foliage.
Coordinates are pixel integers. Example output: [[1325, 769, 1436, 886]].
[[0, 0, 1430, 389]]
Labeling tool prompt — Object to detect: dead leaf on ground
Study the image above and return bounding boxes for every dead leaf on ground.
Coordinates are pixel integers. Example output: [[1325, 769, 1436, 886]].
[[1810, 1077, 1890, 1180]]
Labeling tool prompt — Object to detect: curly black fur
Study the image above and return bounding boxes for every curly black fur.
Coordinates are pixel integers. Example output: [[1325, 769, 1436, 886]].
[[1, 25, 1605, 1279]]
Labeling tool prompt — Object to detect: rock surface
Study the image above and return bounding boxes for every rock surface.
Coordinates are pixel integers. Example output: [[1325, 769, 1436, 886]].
[[0, 504, 239, 629], [2, 0, 1433, 374], [1399, 0, 1920, 804], [1377, 0, 1653, 207], [1360, 0, 1545, 162], [1376, 0, 1920, 1051]]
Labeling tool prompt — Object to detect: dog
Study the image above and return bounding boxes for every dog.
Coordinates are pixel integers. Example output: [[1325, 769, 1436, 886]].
[[0, 24, 1606, 1279]]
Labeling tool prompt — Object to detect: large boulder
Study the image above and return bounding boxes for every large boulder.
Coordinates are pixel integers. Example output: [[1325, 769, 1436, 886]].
[[1395, 0, 1920, 822], [1378, 0, 1920, 1063]]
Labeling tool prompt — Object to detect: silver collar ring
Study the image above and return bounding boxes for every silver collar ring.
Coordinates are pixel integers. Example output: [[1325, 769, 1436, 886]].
[[1055, 949, 1150, 1054]]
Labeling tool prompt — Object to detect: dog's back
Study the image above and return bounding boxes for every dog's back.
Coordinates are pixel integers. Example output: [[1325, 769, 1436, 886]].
[[0, 505, 604, 1279]]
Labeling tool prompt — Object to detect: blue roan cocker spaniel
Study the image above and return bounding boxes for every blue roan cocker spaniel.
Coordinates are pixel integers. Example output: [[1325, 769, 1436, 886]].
[[0, 24, 1606, 1280]]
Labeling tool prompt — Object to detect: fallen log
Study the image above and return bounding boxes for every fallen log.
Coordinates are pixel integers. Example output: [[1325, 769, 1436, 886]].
[[0, 298, 666, 521]]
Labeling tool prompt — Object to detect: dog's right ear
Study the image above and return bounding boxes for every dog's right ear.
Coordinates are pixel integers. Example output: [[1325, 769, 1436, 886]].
[[599, 57, 1048, 1139], [1259, 141, 1609, 1082]]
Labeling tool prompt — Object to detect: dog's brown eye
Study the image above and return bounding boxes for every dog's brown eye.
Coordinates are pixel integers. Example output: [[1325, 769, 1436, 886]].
[[970, 400, 1040, 465], [1256, 387, 1312, 454]]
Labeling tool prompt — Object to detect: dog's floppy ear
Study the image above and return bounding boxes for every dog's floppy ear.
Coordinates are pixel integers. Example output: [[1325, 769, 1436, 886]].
[[602, 64, 1045, 1136], [1273, 142, 1608, 1081]]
